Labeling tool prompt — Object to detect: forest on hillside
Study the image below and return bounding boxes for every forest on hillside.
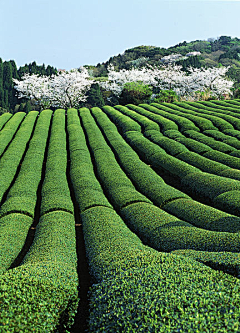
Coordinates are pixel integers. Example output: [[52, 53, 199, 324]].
[[1, 36, 240, 114]]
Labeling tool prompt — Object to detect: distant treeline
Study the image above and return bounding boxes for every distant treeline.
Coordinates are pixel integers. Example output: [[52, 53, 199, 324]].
[[0, 59, 57, 114]]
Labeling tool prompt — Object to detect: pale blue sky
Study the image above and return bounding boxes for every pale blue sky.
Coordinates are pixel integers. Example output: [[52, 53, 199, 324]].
[[1, 0, 240, 70]]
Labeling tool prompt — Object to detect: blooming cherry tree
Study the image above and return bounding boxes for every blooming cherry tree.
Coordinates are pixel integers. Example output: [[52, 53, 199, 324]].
[[13, 67, 93, 109], [99, 64, 234, 100]]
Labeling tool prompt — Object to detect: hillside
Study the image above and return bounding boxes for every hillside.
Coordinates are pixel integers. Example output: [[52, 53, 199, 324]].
[[87, 35, 240, 83], [0, 101, 240, 331]]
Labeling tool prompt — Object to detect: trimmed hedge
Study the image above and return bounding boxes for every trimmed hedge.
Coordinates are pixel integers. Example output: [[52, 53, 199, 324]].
[[140, 103, 200, 132], [0, 211, 78, 332], [0, 111, 38, 203], [127, 103, 178, 132], [153, 102, 217, 131], [114, 104, 160, 132], [213, 190, 240, 216], [203, 129, 240, 149], [203, 150, 240, 170], [163, 198, 240, 232], [0, 110, 52, 217], [82, 206, 240, 332], [91, 107, 190, 208], [80, 108, 152, 211], [145, 130, 189, 156], [0, 112, 12, 131], [182, 171, 240, 202], [184, 130, 236, 153], [0, 112, 25, 156], [102, 105, 141, 133], [171, 249, 240, 278], [121, 202, 240, 252], [40, 109, 73, 216], [177, 151, 230, 176]]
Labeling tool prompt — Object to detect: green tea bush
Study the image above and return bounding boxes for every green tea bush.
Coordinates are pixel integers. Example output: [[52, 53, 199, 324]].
[[203, 150, 240, 170], [145, 130, 189, 156], [0, 112, 25, 156], [213, 190, 240, 216], [164, 103, 218, 131], [127, 104, 178, 132], [184, 130, 236, 153], [0, 112, 12, 131], [182, 172, 240, 202], [102, 105, 141, 133], [0, 211, 79, 332], [121, 202, 240, 252], [177, 151, 230, 175], [171, 249, 240, 278], [163, 198, 240, 232], [114, 105, 160, 132], [0, 111, 38, 202], [141, 103, 200, 132]]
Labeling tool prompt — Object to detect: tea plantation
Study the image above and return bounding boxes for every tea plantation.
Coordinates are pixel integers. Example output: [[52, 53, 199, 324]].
[[0, 100, 240, 332]]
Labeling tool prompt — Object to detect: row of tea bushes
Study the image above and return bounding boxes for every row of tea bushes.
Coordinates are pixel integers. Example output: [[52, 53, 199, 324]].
[[0, 112, 25, 156], [67, 108, 112, 211], [0, 109, 79, 332], [0, 111, 38, 203], [0, 110, 52, 274], [151, 102, 218, 131], [91, 107, 190, 208], [0, 110, 52, 218], [80, 108, 152, 211], [0, 112, 12, 131], [160, 101, 240, 131], [114, 104, 160, 132], [141, 104, 200, 132], [65, 110, 240, 331], [122, 103, 179, 132], [81, 204, 240, 332], [171, 249, 240, 278], [93, 107, 240, 234], [40, 109, 74, 215]]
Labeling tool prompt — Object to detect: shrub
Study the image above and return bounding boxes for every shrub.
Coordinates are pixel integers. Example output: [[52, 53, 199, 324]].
[[163, 198, 240, 232]]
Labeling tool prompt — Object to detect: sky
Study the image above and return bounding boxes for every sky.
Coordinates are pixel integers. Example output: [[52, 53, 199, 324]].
[[1, 0, 240, 70]]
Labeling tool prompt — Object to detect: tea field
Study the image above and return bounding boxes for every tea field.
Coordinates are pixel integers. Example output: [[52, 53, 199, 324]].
[[0, 99, 240, 332]]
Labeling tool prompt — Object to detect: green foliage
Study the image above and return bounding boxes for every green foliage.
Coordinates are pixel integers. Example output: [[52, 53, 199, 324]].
[[151, 90, 178, 103], [0, 211, 78, 332], [171, 249, 240, 278], [85, 82, 105, 108], [119, 82, 152, 105], [0, 112, 11, 130], [213, 190, 240, 216], [164, 198, 240, 232]]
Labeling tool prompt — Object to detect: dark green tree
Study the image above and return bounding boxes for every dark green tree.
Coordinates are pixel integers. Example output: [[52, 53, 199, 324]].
[[119, 82, 152, 105], [86, 83, 105, 108]]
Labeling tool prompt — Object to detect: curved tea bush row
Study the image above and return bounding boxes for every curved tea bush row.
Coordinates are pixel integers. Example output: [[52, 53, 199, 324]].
[[184, 130, 236, 153], [175, 101, 237, 131], [93, 107, 240, 233], [140, 103, 200, 132], [0, 111, 38, 203], [0, 112, 12, 131], [67, 108, 112, 211], [165, 101, 240, 131], [102, 105, 141, 133], [80, 108, 152, 210], [0, 110, 52, 217], [203, 129, 240, 149], [0, 112, 26, 156], [123, 103, 179, 132], [151, 102, 217, 131], [121, 202, 240, 252], [40, 109, 73, 216], [114, 104, 160, 132], [0, 110, 52, 274], [91, 107, 190, 208], [0, 210, 79, 332], [80, 109, 239, 253], [171, 249, 240, 278], [82, 206, 240, 332]]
